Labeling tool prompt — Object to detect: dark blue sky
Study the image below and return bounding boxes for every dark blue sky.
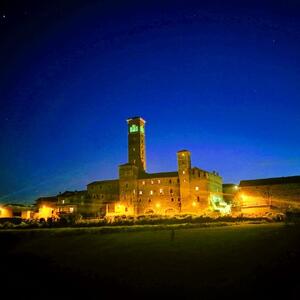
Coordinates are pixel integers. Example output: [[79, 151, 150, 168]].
[[1, 0, 300, 203]]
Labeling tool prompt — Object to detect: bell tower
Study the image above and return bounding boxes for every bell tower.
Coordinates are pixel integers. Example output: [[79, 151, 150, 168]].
[[127, 117, 146, 172], [177, 150, 191, 211]]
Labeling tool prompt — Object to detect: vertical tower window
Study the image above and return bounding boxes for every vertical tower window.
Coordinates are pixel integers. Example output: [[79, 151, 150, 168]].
[[195, 186, 199, 191], [150, 190, 153, 195]]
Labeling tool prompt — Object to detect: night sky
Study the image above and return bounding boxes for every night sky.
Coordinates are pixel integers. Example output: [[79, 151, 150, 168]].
[[1, 0, 300, 204]]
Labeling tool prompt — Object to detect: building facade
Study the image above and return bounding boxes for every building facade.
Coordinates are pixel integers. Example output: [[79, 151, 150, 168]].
[[85, 117, 227, 216], [28, 117, 299, 219], [236, 176, 300, 214]]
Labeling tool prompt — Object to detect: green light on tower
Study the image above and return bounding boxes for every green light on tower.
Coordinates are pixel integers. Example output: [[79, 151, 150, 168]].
[[129, 124, 139, 133]]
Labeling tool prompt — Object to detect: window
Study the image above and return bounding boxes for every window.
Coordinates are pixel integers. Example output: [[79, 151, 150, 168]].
[[197, 196, 200, 202], [195, 186, 199, 191], [148, 199, 151, 203], [177, 178, 180, 183], [158, 179, 160, 184], [62, 200, 65, 204], [178, 198, 181, 202], [142, 181, 145, 185], [133, 189, 136, 194], [129, 124, 139, 133], [151, 180, 154, 184], [139, 190, 143, 195], [170, 189, 173, 194], [150, 190, 153, 195], [169, 179, 172, 184], [171, 198, 174, 202], [133, 147, 135, 152], [70, 207, 74, 213], [183, 170, 185, 175], [159, 188, 163, 195]]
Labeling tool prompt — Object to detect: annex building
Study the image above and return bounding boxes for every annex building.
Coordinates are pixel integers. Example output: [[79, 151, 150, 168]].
[[55, 117, 228, 217]]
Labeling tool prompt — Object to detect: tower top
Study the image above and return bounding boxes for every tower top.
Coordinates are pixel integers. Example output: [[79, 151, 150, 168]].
[[127, 116, 146, 124]]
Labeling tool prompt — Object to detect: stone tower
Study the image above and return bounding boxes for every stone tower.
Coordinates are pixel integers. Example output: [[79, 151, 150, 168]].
[[177, 150, 191, 212], [127, 117, 146, 172]]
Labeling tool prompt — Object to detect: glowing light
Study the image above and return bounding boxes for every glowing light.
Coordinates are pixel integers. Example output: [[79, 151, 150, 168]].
[[156, 203, 161, 208], [150, 190, 153, 195], [129, 124, 138, 133], [38, 206, 53, 219], [210, 195, 231, 214], [234, 185, 238, 190], [192, 201, 196, 207], [195, 186, 199, 191]]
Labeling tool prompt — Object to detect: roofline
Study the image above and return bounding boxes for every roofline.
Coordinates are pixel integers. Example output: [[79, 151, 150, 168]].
[[87, 179, 119, 186], [126, 117, 146, 123], [240, 175, 300, 187]]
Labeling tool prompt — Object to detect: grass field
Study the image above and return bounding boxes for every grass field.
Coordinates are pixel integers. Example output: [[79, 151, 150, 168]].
[[1, 223, 300, 299]]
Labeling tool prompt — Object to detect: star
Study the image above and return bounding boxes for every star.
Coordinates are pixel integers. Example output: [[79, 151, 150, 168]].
[[2, 14, 6, 19]]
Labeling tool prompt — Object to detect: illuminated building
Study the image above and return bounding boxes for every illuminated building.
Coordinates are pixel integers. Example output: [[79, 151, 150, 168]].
[[237, 176, 300, 214], [86, 117, 226, 216], [32, 118, 300, 218]]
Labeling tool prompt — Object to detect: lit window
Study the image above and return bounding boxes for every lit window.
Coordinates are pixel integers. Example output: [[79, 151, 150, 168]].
[[182, 153, 185, 157], [133, 189, 135, 194], [150, 190, 153, 195], [129, 124, 139, 133], [183, 171, 185, 174], [142, 181, 145, 185], [195, 186, 199, 191], [151, 180, 154, 184], [70, 207, 74, 213], [62, 200, 65, 204], [139, 190, 143, 195], [133, 147, 135, 151], [159, 188, 163, 194], [158, 180, 160, 184]]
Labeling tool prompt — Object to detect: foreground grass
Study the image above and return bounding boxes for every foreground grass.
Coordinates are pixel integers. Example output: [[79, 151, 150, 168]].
[[1, 223, 299, 299]]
